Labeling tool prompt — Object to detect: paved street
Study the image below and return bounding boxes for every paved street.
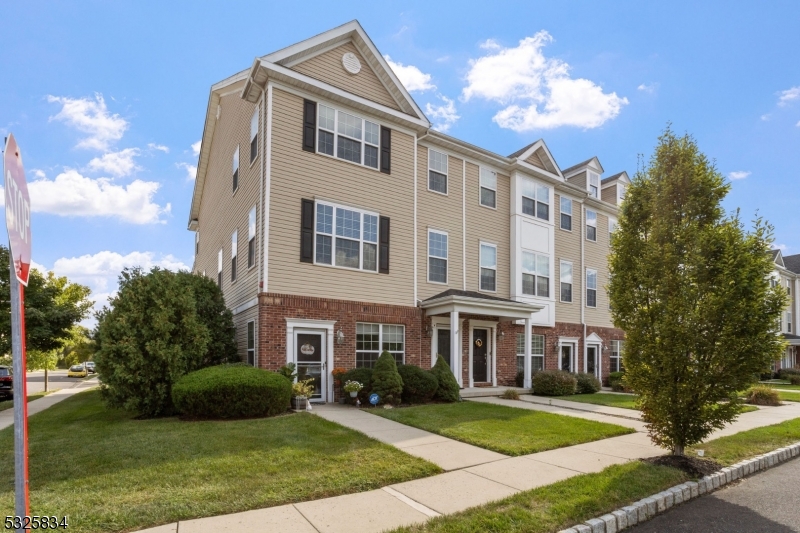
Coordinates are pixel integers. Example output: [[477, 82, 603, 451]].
[[631, 457, 800, 532], [25, 369, 93, 394]]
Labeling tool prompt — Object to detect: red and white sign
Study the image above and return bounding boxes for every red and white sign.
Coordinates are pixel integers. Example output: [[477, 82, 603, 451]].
[[4, 134, 32, 286]]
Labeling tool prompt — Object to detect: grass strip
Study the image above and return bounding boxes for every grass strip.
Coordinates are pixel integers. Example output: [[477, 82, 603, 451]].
[[688, 417, 800, 465], [0, 390, 57, 412], [390, 462, 688, 533], [371, 401, 633, 456], [551, 392, 640, 410]]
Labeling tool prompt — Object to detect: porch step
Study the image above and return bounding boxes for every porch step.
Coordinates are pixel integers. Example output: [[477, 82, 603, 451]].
[[460, 386, 528, 398]]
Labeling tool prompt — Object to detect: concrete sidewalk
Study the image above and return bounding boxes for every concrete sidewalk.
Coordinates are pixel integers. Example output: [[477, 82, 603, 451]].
[[0, 377, 98, 431]]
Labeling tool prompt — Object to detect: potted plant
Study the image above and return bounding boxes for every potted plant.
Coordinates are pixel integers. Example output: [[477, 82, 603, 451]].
[[291, 378, 315, 411], [343, 380, 363, 398]]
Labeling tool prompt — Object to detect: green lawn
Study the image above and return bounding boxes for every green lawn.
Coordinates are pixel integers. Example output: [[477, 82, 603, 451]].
[[761, 382, 800, 392], [0, 390, 441, 533], [390, 462, 688, 533], [777, 391, 800, 402], [549, 393, 757, 413], [371, 402, 634, 456], [688, 417, 800, 466], [0, 390, 57, 412]]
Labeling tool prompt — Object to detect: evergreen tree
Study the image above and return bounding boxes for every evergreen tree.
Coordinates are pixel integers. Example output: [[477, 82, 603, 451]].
[[370, 350, 404, 405]]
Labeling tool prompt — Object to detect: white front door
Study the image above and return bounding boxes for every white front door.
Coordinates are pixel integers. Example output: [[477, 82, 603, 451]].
[[294, 329, 326, 402]]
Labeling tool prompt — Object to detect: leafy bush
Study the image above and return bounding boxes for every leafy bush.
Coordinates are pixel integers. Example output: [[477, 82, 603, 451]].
[[341, 367, 373, 404], [778, 368, 800, 380], [532, 370, 577, 396], [576, 372, 602, 394], [608, 371, 626, 392], [790, 376, 800, 386], [172, 365, 291, 419], [398, 364, 438, 404], [277, 363, 297, 381], [371, 351, 404, 405], [745, 386, 781, 406], [95, 268, 236, 417], [501, 388, 520, 400], [431, 355, 460, 402]]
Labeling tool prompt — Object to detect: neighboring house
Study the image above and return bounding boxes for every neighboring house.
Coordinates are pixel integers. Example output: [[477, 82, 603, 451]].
[[188, 20, 629, 402], [771, 250, 800, 371]]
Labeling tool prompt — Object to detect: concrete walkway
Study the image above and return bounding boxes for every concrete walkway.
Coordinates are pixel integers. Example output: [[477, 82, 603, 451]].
[[0, 376, 98, 430]]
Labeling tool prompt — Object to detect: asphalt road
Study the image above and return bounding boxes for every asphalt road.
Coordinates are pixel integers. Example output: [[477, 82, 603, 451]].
[[23, 369, 93, 394], [631, 456, 800, 532]]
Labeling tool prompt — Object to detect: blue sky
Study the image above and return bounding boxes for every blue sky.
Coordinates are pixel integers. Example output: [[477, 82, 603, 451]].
[[3, 1, 799, 316]]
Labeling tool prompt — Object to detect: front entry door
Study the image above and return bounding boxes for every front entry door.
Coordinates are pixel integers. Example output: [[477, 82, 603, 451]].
[[294, 330, 326, 401], [437, 328, 451, 368], [473, 328, 488, 382], [561, 345, 573, 372], [587, 345, 598, 377]]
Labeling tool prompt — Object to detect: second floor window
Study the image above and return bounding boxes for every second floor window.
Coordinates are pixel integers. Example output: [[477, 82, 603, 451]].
[[217, 249, 223, 288], [480, 243, 497, 291], [480, 168, 497, 208], [560, 260, 573, 302], [521, 178, 549, 221], [317, 104, 380, 169], [250, 108, 258, 163], [586, 268, 597, 307], [248, 207, 256, 268], [314, 201, 378, 271], [522, 251, 549, 297], [429, 149, 448, 194], [231, 230, 238, 282], [428, 230, 448, 283], [560, 197, 572, 230], [586, 209, 597, 242], [232, 146, 240, 192]]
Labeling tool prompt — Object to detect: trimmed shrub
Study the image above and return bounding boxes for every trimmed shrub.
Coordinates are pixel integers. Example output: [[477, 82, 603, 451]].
[[371, 351, 404, 405], [431, 355, 460, 402], [576, 372, 601, 394], [790, 376, 800, 386], [172, 365, 291, 419], [341, 367, 373, 404], [608, 371, 626, 392], [532, 369, 577, 396], [501, 388, 520, 400], [745, 386, 781, 406], [778, 368, 800, 380], [398, 364, 439, 404]]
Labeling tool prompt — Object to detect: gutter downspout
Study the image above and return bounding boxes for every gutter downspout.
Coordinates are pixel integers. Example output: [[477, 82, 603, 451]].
[[581, 202, 586, 374], [256, 86, 265, 295]]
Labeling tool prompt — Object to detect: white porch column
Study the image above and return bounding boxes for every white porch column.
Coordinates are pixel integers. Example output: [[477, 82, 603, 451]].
[[451, 310, 461, 387], [523, 317, 532, 389], [491, 327, 497, 387]]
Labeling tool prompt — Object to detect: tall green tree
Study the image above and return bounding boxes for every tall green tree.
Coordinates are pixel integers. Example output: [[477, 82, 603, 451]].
[[609, 128, 788, 455]]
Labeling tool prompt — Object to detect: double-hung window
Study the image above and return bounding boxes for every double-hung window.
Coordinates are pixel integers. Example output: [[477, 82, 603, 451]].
[[787, 280, 792, 297], [317, 104, 380, 169], [788, 312, 793, 333], [217, 249, 223, 288], [248, 207, 256, 269], [522, 252, 549, 297], [246, 320, 256, 366], [250, 108, 258, 162], [195, 232, 199, 256], [586, 209, 597, 242], [560, 197, 572, 230], [428, 230, 448, 283], [588, 172, 599, 198], [314, 201, 378, 271], [356, 323, 405, 368], [609, 218, 617, 238], [428, 149, 448, 194], [586, 268, 597, 307], [232, 146, 240, 192], [517, 333, 545, 375], [610, 340, 624, 373], [618, 183, 626, 202], [231, 230, 238, 282], [560, 260, 573, 302], [480, 243, 497, 291], [521, 178, 549, 221], [480, 167, 497, 208]]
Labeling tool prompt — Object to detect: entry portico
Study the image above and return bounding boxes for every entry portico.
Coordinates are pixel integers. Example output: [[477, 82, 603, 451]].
[[421, 290, 543, 388]]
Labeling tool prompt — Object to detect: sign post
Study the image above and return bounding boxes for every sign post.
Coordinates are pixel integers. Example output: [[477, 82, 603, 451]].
[[4, 133, 32, 531]]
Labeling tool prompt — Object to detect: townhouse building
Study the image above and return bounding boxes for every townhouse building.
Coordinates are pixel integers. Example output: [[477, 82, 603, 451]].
[[770, 250, 800, 371], [188, 20, 631, 402]]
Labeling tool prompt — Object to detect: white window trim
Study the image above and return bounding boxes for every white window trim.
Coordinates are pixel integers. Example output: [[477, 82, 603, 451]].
[[479, 166, 497, 209], [586, 209, 598, 242], [588, 171, 600, 198], [246, 320, 256, 367], [249, 107, 259, 167], [316, 103, 381, 172], [231, 229, 238, 283], [313, 200, 380, 274], [427, 228, 449, 285], [427, 147, 449, 196], [560, 260, 573, 303], [520, 177, 551, 222], [586, 267, 598, 308], [609, 217, 617, 237], [355, 322, 406, 367], [247, 206, 257, 270], [521, 250, 550, 298], [516, 333, 545, 373], [479, 241, 498, 293], [559, 196, 573, 232], [610, 339, 624, 373], [217, 249, 223, 273]]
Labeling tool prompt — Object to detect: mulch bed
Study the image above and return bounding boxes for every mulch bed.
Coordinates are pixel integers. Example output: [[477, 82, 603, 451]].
[[642, 455, 723, 477]]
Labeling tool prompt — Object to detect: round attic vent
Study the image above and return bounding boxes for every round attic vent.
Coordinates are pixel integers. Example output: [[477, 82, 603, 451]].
[[342, 52, 361, 75]]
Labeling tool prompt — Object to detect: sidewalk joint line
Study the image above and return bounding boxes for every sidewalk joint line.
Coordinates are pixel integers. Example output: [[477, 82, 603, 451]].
[[292, 503, 323, 533], [382, 486, 442, 518]]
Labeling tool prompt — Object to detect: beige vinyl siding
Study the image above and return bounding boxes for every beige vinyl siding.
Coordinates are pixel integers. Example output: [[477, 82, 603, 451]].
[[465, 163, 510, 297], [267, 88, 415, 305], [417, 149, 464, 300], [566, 170, 587, 191], [195, 88, 261, 310], [601, 185, 617, 204], [525, 152, 547, 170], [291, 42, 402, 112], [554, 193, 581, 324], [233, 305, 258, 363], [584, 209, 613, 327]]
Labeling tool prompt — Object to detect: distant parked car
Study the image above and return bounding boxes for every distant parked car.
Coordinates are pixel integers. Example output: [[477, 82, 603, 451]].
[[0, 366, 12, 399], [68, 365, 88, 378], [85, 362, 96, 374]]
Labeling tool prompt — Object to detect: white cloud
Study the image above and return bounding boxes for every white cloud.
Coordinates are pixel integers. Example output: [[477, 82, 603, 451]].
[[637, 83, 659, 94], [191, 141, 201, 157], [425, 95, 460, 132], [761, 114, 771, 121], [87, 148, 140, 177], [25, 169, 170, 224], [462, 31, 628, 131], [728, 170, 751, 181], [147, 143, 169, 153], [177, 162, 197, 181], [775, 244, 788, 252], [30, 260, 48, 274], [778, 86, 800, 106], [31, 169, 46, 179], [47, 94, 128, 150], [384, 55, 436, 92], [796, 120, 800, 127]]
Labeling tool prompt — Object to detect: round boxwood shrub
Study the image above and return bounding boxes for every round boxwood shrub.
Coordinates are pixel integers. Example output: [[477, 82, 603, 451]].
[[608, 371, 626, 392], [398, 364, 439, 404], [371, 351, 404, 405], [431, 355, 460, 403], [745, 385, 780, 406], [532, 369, 577, 396], [341, 367, 373, 404], [172, 365, 291, 419], [575, 372, 601, 394]]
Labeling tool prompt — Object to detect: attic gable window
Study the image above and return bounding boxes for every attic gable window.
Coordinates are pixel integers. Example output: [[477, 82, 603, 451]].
[[589, 172, 600, 198], [250, 108, 259, 163], [618, 183, 626, 202], [317, 104, 380, 170]]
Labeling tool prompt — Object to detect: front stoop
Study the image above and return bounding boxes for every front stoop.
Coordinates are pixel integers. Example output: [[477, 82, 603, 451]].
[[557, 442, 800, 533]]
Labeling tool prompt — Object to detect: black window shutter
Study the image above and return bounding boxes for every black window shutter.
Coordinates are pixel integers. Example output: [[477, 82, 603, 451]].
[[302, 100, 316, 153], [380, 126, 391, 174], [379, 216, 390, 274], [301, 199, 314, 263]]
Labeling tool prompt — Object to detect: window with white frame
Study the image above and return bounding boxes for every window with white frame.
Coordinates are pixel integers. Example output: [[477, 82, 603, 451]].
[[250, 108, 258, 162], [618, 183, 626, 202], [248, 206, 256, 268], [480, 243, 497, 291], [231, 230, 238, 282], [246, 320, 256, 366], [609, 218, 617, 237], [522, 251, 549, 297], [428, 149, 448, 193], [232, 146, 240, 192], [586, 209, 597, 242], [217, 249, 223, 288], [560, 197, 572, 230], [356, 323, 405, 368], [560, 260, 573, 302], [195, 232, 199, 256], [610, 339, 624, 373], [480, 167, 497, 208], [314, 201, 378, 271], [586, 268, 597, 307], [588, 172, 600, 198], [316, 104, 379, 169], [787, 280, 792, 296], [517, 333, 545, 375], [521, 178, 549, 221], [788, 311, 793, 333], [428, 230, 448, 283]]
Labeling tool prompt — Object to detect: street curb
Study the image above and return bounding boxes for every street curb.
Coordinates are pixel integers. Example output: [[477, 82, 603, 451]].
[[557, 441, 800, 533]]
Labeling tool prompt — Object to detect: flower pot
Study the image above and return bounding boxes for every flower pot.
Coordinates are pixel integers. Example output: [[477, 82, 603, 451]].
[[291, 396, 308, 411], [349, 391, 358, 398]]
